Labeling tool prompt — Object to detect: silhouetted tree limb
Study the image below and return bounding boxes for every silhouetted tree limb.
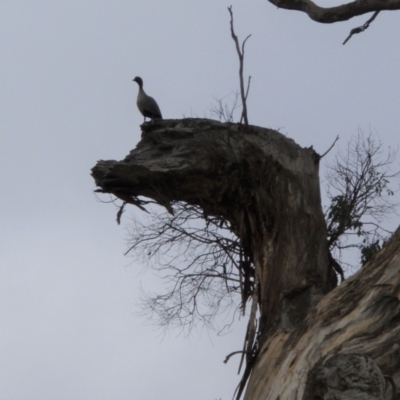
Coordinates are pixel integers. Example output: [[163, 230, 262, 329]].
[[343, 10, 380, 45], [125, 202, 246, 333], [210, 91, 240, 123], [267, 0, 400, 23], [320, 135, 339, 159], [228, 6, 251, 126]]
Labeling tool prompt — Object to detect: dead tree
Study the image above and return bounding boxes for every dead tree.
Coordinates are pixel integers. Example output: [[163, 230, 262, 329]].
[[91, 118, 400, 398]]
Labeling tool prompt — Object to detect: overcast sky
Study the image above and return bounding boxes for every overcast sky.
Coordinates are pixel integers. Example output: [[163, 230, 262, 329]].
[[1, 1, 399, 400]]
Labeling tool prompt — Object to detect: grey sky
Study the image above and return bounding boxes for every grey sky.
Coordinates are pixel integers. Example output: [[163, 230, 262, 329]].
[[1, 1, 399, 399]]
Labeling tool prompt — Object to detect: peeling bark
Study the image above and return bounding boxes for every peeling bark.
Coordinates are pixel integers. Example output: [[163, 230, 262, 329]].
[[244, 227, 400, 399], [91, 119, 400, 399]]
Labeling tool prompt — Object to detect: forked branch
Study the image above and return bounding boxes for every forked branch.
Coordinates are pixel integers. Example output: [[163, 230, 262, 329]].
[[343, 11, 380, 45], [267, 0, 400, 23], [228, 6, 251, 126]]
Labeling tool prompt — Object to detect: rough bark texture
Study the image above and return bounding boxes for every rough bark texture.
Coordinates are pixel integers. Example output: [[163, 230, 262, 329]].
[[91, 119, 400, 399], [312, 354, 390, 400], [92, 119, 335, 333], [267, 0, 400, 23], [245, 225, 400, 399]]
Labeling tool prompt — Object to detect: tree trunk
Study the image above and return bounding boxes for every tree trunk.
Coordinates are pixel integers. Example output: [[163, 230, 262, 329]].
[[244, 226, 400, 399], [91, 119, 400, 399]]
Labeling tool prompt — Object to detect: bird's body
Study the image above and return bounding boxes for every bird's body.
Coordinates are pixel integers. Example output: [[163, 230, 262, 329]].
[[132, 76, 162, 122]]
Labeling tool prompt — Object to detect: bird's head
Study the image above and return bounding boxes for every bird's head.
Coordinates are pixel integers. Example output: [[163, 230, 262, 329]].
[[133, 76, 143, 87]]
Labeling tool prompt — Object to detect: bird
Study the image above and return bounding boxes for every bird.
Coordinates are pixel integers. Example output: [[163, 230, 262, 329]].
[[132, 76, 162, 122]]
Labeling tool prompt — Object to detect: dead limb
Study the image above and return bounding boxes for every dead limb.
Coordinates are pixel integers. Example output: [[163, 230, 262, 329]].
[[228, 6, 251, 126], [116, 201, 126, 225], [267, 0, 398, 24], [320, 135, 339, 159], [343, 11, 380, 45], [223, 350, 248, 364]]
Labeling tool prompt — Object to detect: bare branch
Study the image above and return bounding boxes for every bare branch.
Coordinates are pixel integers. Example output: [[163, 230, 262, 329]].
[[210, 91, 241, 123], [244, 76, 252, 101], [116, 201, 126, 225], [223, 350, 248, 364], [343, 11, 380, 45], [125, 202, 254, 333], [320, 135, 339, 159], [228, 6, 251, 126], [267, 0, 400, 24]]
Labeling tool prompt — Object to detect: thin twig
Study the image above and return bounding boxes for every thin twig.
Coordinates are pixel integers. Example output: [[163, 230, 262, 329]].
[[228, 6, 251, 126], [245, 76, 252, 101], [116, 201, 126, 225], [320, 135, 340, 159], [223, 350, 248, 364], [343, 11, 380, 45]]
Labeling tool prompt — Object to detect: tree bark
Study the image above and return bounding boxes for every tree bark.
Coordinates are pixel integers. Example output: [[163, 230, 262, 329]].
[[245, 227, 400, 399], [91, 119, 400, 399]]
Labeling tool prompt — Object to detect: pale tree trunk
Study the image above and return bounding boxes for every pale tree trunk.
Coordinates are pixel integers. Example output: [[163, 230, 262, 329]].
[[91, 119, 400, 399], [245, 229, 400, 399]]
